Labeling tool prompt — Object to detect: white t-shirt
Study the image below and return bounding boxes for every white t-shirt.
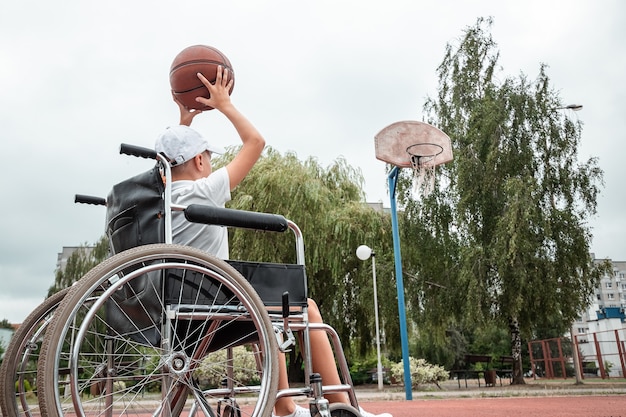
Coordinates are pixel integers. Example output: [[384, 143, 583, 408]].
[[170, 167, 231, 259]]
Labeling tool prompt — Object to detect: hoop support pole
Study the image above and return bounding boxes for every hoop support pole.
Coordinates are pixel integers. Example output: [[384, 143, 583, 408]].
[[388, 167, 413, 400]]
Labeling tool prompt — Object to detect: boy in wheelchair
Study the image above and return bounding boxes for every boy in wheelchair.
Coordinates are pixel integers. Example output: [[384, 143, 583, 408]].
[[160, 67, 391, 417]]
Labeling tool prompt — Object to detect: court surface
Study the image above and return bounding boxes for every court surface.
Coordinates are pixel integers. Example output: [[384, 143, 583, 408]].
[[359, 396, 625, 417]]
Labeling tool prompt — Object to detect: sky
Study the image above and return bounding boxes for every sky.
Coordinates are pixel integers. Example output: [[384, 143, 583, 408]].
[[1, 0, 625, 324]]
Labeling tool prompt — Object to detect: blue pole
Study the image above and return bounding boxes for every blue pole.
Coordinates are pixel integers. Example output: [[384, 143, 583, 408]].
[[387, 167, 412, 400]]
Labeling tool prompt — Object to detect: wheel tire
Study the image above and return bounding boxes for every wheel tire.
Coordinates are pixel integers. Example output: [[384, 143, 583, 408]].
[[37, 244, 279, 417], [329, 403, 362, 417], [0, 288, 68, 417]]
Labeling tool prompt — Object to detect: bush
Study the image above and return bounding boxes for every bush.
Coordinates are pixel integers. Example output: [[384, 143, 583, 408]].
[[349, 369, 370, 386], [349, 356, 392, 386], [195, 346, 260, 388], [15, 378, 32, 393], [390, 357, 449, 388]]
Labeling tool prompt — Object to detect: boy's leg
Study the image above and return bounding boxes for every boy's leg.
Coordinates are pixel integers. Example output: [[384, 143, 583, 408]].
[[307, 298, 349, 404], [273, 351, 298, 416]]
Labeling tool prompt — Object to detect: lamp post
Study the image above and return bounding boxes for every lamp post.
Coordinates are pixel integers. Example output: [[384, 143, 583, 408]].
[[356, 244, 384, 390], [556, 102, 584, 384]]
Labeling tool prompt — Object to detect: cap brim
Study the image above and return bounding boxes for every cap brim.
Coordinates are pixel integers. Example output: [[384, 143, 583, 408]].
[[207, 144, 226, 155]]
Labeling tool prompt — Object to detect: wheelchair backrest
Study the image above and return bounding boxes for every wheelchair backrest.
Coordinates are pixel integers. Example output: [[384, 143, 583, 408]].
[[105, 165, 165, 254]]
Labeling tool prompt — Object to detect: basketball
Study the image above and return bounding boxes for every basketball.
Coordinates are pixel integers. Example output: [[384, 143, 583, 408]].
[[169, 45, 235, 111]]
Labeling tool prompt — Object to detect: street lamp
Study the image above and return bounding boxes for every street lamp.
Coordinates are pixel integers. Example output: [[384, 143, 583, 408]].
[[356, 244, 384, 390], [554, 104, 583, 111]]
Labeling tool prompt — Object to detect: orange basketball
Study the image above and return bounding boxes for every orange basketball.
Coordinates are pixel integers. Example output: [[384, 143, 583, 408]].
[[169, 45, 235, 111]]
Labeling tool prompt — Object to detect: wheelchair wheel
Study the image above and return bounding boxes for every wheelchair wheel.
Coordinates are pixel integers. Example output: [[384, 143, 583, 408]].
[[329, 403, 362, 417], [37, 244, 279, 417], [0, 288, 68, 417]]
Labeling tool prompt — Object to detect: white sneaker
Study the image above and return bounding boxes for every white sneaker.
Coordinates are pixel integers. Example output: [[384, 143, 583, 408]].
[[359, 406, 393, 417], [273, 404, 311, 417]]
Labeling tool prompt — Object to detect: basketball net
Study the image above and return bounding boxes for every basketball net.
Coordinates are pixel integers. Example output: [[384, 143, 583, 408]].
[[410, 154, 436, 197]]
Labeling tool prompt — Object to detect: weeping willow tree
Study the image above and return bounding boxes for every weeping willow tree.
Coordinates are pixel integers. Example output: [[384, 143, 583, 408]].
[[397, 17, 606, 384], [214, 147, 399, 360]]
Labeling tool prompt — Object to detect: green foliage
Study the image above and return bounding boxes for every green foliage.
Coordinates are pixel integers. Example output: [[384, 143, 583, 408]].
[[194, 346, 260, 388], [412, 326, 461, 370], [15, 378, 31, 393], [390, 357, 449, 387], [0, 318, 13, 329], [348, 357, 372, 386], [348, 354, 393, 385], [468, 324, 511, 361]]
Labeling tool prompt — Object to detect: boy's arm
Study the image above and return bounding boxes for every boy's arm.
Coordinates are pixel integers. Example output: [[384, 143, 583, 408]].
[[195, 67, 265, 190]]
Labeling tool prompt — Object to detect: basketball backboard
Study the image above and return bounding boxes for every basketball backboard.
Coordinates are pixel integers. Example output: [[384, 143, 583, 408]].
[[374, 120, 453, 168]]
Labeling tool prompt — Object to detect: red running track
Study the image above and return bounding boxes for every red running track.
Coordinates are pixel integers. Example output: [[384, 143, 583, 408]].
[[359, 396, 626, 417]]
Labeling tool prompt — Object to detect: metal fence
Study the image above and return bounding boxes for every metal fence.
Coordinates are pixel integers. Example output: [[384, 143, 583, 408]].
[[528, 337, 571, 379], [529, 328, 626, 379], [574, 328, 626, 379]]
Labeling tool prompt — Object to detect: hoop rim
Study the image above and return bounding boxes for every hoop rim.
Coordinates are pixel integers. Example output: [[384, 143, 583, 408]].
[[406, 143, 444, 158]]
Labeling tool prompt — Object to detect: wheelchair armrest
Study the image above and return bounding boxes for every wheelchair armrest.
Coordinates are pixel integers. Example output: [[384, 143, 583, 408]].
[[184, 204, 289, 232]]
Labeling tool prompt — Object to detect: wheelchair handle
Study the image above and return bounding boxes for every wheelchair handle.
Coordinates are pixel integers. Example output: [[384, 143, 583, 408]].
[[74, 194, 107, 206], [120, 143, 157, 160], [184, 204, 289, 233]]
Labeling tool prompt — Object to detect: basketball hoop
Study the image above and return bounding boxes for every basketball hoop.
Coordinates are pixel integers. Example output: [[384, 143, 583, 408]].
[[407, 143, 443, 197], [374, 121, 452, 198], [372, 120, 453, 401]]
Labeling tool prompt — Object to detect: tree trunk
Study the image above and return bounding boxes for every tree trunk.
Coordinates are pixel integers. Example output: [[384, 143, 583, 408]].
[[509, 317, 526, 385]]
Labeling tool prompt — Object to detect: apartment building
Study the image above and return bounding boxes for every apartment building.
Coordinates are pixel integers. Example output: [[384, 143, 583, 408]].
[[56, 246, 95, 273], [570, 257, 626, 377], [574, 258, 626, 331]]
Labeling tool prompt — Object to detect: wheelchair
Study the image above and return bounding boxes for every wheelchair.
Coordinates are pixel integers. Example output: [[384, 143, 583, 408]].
[[29, 144, 364, 417]]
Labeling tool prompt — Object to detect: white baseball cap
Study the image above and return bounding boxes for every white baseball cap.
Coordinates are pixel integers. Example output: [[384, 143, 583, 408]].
[[155, 125, 225, 166]]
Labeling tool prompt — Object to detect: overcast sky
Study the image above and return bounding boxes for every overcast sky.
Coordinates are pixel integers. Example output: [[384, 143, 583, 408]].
[[1, 0, 624, 323]]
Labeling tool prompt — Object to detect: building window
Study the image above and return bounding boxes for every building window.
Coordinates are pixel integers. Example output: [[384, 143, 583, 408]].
[[607, 293, 615, 300], [597, 294, 602, 301], [606, 282, 613, 289]]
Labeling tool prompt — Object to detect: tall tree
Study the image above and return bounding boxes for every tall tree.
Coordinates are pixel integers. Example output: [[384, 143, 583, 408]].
[[399, 17, 606, 384]]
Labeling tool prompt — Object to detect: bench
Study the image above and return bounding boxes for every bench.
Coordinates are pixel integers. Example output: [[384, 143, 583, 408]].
[[496, 356, 514, 385], [450, 354, 493, 388]]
